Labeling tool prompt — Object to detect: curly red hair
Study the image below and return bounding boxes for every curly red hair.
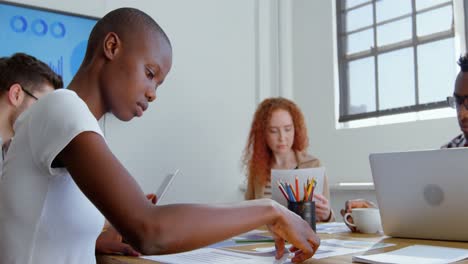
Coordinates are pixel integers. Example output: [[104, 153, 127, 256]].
[[243, 98, 309, 187]]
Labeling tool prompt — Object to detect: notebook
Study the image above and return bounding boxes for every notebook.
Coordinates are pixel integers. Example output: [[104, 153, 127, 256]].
[[369, 148, 468, 241]]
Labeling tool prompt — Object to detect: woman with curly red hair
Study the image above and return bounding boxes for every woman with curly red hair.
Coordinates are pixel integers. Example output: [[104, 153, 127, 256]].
[[243, 97, 334, 222]]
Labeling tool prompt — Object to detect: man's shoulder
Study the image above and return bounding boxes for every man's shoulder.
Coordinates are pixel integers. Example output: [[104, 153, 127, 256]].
[[38, 89, 79, 106], [14, 90, 83, 129], [32, 89, 88, 118]]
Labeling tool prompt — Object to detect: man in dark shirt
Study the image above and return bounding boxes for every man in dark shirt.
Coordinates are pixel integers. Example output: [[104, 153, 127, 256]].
[[444, 54, 468, 148]]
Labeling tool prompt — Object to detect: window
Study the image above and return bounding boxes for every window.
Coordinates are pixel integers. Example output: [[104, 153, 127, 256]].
[[337, 0, 458, 122]]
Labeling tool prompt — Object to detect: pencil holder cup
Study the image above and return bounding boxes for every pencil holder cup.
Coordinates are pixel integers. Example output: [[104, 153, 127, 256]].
[[287, 201, 316, 232]]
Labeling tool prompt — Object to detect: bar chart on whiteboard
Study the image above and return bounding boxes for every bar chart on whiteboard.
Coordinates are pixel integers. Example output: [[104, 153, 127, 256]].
[[0, 2, 97, 87]]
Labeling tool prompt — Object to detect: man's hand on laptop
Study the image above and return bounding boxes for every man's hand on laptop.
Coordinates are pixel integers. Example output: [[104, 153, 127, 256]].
[[340, 199, 377, 232]]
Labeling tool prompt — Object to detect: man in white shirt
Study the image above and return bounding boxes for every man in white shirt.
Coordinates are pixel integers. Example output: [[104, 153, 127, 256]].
[[0, 53, 61, 172]]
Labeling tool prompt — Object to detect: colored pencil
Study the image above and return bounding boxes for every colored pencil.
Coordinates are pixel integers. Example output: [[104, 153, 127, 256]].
[[277, 181, 289, 201], [295, 176, 299, 201]]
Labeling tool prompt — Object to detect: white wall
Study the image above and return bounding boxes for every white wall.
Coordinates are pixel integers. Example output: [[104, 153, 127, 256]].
[[103, 0, 258, 203]]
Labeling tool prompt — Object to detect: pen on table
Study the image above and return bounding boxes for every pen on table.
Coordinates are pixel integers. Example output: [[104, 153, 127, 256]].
[[234, 238, 275, 243]]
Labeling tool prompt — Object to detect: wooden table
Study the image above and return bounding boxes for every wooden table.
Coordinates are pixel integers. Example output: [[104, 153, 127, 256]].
[[97, 231, 468, 264]]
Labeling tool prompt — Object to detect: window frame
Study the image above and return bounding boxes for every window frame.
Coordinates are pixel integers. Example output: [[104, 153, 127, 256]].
[[337, 0, 456, 123]]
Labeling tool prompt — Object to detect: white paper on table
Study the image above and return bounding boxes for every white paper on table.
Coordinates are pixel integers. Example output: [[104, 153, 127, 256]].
[[140, 248, 281, 264], [207, 229, 273, 249], [271, 167, 325, 207], [254, 239, 394, 261], [352, 245, 468, 264], [316, 222, 351, 234], [317, 239, 395, 259]]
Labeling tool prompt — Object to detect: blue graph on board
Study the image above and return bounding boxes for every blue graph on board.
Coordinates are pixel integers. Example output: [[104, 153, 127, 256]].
[[48, 56, 63, 77], [0, 3, 97, 87]]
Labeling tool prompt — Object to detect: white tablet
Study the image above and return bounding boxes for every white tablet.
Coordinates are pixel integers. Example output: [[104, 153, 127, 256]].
[[155, 169, 179, 204]]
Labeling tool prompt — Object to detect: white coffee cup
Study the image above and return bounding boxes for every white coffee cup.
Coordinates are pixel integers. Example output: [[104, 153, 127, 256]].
[[344, 208, 383, 234]]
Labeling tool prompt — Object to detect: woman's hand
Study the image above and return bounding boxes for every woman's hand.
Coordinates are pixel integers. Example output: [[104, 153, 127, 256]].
[[340, 199, 377, 232], [267, 203, 320, 263], [313, 193, 332, 222], [95, 225, 140, 256], [146, 193, 157, 204], [95, 193, 157, 255]]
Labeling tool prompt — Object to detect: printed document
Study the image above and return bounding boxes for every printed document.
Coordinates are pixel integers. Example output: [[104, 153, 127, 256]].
[[141, 248, 279, 264], [252, 239, 394, 261], [316, 222, 350, 234], [353, 245, 468, 264]]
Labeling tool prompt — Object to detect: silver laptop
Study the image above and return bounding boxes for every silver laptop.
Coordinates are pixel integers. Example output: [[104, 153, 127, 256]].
[[370, 148, 468, 241]]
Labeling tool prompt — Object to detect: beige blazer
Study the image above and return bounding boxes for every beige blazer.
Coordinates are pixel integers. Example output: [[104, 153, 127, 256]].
[[245, 151, 334, 222]]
